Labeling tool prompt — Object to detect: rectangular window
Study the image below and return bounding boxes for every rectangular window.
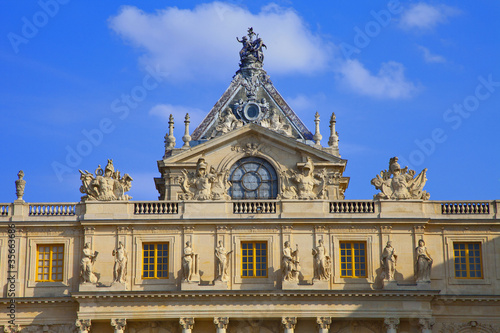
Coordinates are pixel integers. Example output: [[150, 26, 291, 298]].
[[143, 243, 169, 279], [340, 241, 367, 278], [36, 244, 64, 282], [454, 242, 482, 279], [241, 241, 267, 278]]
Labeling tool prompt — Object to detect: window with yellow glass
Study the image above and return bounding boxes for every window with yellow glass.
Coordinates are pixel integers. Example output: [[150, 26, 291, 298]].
[[454, 242, 482, 279], [36, 244, 64, 282], [143, 242, 169, 279], [340, 241, 367, 278], [241, 241, 267, 278]]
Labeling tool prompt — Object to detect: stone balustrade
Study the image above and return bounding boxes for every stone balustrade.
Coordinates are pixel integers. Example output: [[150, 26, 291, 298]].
[[0, 199, 498, 221]]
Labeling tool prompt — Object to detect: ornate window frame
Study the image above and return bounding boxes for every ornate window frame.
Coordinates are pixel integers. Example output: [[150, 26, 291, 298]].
[[331, 234, 374, 285], [133, 234, 177, 289], [232, 234, 276, 287], [27, 237, 72, 288], [445, 235, 491, 285]]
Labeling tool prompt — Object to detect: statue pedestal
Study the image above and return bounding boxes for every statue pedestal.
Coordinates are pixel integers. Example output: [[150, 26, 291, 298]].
[[416, 281, 432, 290], [311, 280, 330, 290], [383, 280, 436, 291], [79, 283, 99, 292], [79, 282, 128, 292], [181, 281, 217, 291], [213, 280, 229, 290]]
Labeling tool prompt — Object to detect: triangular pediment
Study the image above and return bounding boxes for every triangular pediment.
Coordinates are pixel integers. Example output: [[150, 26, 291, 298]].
[[190, 73, 314, 143], [156, 124, 348, 200]]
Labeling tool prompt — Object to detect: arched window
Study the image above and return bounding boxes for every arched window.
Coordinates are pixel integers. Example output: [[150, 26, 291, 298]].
[[229, 157, 278, 200]]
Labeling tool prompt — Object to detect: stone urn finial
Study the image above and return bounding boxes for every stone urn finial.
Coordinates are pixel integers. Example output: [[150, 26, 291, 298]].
[[15, 170, 26, 201]]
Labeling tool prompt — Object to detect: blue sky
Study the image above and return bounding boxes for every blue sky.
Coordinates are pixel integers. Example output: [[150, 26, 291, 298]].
[[1, 0, 499, 203]]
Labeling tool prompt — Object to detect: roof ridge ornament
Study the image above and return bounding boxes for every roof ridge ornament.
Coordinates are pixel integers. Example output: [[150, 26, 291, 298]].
[[236, 27, 267, 77]]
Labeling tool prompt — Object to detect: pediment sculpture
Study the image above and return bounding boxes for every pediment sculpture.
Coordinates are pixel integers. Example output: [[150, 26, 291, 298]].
[[260, 107, 293, 137], [371, 157, 430, 200], [179, 158, 231, 200], [280, 157, 327, 200], [79, 159, 133, 201], [211, 108, 244, 138]]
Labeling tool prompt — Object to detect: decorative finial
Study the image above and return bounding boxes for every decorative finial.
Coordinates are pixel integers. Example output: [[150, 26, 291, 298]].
[[15, 170, 26, 201], [182, 113, 191, 149], [328, 112, 339, 154], [313, 112, 322, 146], [167, 114, 176, 149]]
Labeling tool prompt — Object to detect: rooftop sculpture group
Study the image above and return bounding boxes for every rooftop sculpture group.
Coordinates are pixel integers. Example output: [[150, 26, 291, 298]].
[[371, 157, 430, 200], [179, 158, 231, 200], [79, 159, 133, 202], [237, 27, 267, 64], [281, 157, 327, 200]]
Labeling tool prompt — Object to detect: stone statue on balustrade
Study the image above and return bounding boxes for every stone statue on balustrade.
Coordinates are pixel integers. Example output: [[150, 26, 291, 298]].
[[182, 241, 200, 282], [415, 239, 433, 282], [381, 241, 397, 281], [112, 241, 128, 284], [312, 240, 331, 281], [211, 108, 244, 137], [215, 241, 233, 282], [179, 158, 231, 200], [280, 157, 327, 200], [80, 242, 99, 284], [79, 159, 133, 202], [282, 241, 300, 282], [260, 107, 293, 137], [15, 170, 26, 201], [371, 157, 430, 200]]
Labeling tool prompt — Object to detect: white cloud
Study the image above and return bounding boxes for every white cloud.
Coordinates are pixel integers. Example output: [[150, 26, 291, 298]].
[[418, 45, 446, 63], [338, 60, 418, 99], [399, 3, 460, 31], [108, 2, 330, 81]]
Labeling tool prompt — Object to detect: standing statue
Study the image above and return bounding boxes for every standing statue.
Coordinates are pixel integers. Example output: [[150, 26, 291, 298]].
[[112, 241, 128, 283], [281, 157, 327, 200], [80, 242, 99, 284], [415, 239, 433, 282], [282, 241, 300, 282], [381, 241, 397, 281], [79, 159, 133, 201], [312, 239, 331, 281], [215, 240, 233, 282], [179, 158, 231, 201], [371, 157, 430, 200], [182, 241, 199, 282]]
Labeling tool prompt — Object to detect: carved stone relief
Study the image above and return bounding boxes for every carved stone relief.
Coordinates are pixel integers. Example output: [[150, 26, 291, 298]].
[[312, 239, 331, 281]]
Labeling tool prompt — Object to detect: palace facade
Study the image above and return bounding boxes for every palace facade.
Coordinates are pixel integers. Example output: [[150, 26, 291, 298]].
[[1, 29, 499, 333]]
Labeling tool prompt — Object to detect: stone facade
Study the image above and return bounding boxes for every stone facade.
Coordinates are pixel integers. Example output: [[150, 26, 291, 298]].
[[1, 29, 499, 332]]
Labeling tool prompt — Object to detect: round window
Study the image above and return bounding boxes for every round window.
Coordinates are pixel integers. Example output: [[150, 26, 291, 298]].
[[243, 103, 260, 121], [229, 157, 278, 200]]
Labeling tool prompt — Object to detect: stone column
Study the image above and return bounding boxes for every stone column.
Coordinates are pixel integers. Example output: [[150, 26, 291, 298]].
[[384, 318, 399, 333], [111, 319, 127, 333], [180, 318, 195, 333], [317, 317, 331, 333], [418, 318, 435, 333], [214, 317, 229, 333], [282, 317, 297, 333], [75, 319, 91, 333]]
